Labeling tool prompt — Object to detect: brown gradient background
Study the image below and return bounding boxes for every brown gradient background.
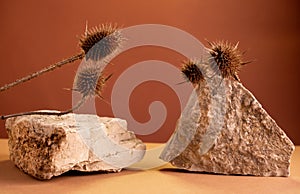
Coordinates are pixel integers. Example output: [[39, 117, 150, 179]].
[[0, 0, 299, 144]]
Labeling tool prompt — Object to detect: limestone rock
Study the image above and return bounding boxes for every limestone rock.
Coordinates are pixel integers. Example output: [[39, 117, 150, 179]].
[[5, 113, 146, 180], [160, 78, 295, 177]]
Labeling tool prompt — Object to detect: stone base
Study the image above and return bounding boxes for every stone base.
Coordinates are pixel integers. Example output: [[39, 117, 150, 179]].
[[160, 79, 295, 177], [5, 113, 146, 180]]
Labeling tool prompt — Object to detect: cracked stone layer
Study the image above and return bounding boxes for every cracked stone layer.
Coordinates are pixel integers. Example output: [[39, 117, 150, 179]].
[[5, 113, 146, 180], [160, 78, 295, 177]]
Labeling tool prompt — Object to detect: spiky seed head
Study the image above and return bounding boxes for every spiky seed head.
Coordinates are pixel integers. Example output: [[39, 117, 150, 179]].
[[74, 66, 106, 98], [79, 24, 123, 61], [181, 60, 204, 84], [208, 40, 244, 81]]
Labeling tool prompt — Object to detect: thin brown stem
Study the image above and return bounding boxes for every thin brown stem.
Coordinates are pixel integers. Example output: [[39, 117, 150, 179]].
[[1, 96, 86, 120], [0, 52, 85, 92]]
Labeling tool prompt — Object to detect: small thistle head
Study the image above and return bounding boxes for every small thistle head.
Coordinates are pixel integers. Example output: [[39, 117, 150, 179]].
[[181, 60, 204, 84], [79, 24, 123, 61], [207, 40, 246, 81], [74, 66, 107, 98]]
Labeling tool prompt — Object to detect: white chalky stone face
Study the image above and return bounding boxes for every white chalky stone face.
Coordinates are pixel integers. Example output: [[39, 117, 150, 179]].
[[5, 113, 146, 180]]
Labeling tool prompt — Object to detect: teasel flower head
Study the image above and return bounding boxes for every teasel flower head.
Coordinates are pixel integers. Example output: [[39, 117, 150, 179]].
[[181, 60, 204, 84], [207, 40, 249, 81], [79, 23, 123, 61], [73, 65, 109, 98]]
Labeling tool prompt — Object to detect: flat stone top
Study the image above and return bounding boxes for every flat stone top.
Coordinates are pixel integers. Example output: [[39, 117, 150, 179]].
[[6, 113, 126, 134], [0, 140, 299, 193]]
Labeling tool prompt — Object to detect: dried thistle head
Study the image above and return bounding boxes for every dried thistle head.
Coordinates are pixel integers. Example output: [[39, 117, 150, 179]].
[[79, 24, 123, 61], [73, 65, 108, 98], [207, 40, 247, 81], [181, 41, 249, 85], [181, 60, 204, 84]]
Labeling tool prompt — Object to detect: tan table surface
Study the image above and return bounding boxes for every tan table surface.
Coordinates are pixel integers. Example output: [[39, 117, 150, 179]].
[[0, 139, 299, 194]]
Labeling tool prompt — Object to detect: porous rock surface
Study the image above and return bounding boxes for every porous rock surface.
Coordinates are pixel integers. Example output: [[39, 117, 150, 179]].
[[6, 113, 145, 179], [160, 78, 295, 176]]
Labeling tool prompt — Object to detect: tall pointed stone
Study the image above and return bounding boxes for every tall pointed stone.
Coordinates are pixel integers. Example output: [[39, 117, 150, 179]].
[[160, 78, 295, 176]]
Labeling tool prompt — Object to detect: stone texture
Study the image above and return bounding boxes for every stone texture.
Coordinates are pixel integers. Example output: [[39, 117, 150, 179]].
[[5, 113, 146, 180], [160, 78, 295, 177]]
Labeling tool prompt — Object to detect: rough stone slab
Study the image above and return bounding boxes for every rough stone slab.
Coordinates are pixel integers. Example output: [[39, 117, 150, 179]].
[[5, 113, 146, 180], [160, 78, 295, 177]]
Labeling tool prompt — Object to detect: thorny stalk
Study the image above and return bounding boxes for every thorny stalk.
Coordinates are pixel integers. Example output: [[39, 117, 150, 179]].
[[0, 53, 85, 92]]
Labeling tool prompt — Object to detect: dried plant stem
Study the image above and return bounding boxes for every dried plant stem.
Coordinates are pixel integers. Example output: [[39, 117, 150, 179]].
[[1, 97, 86, 120], [0, 52, 85, 92]]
